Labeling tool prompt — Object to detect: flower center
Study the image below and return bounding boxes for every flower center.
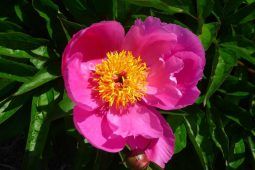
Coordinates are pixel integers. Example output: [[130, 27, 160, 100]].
[[94, 50, 148, 108]]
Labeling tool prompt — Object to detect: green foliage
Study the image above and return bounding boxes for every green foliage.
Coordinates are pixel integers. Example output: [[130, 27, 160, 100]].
[[0, 0, 254, 169]]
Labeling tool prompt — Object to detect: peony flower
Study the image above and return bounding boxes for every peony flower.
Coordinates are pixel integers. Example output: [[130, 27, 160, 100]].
[[62, 16, 205, 168]]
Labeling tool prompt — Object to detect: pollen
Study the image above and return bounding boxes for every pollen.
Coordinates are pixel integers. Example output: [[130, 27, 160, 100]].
[[94, 50, 148, 108]]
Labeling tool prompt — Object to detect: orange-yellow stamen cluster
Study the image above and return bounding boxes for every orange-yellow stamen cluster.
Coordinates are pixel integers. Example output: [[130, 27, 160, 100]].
[[94, 50, 148, 108]]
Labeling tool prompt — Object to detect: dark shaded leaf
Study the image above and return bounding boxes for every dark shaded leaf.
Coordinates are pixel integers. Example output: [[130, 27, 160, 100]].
[[206, 106, 229, 161], [0, 32, 48, 50], [183, 107, 214, 170], [15, 64, 60, 95], [32, 0, 68, 51], [204, 46, 238, 105], [225, 3, 255, 24], [0, 20, 22, 32], [127, 0, 185, 15], [0, 95, 30, 125], [0, 57, 37, 82]]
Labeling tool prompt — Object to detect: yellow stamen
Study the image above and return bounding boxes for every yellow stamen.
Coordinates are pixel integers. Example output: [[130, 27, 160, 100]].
[[94, 50, 148, 108]]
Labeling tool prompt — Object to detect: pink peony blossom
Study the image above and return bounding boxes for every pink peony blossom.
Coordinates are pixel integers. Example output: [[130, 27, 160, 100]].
[[62, 16, 205, 168]]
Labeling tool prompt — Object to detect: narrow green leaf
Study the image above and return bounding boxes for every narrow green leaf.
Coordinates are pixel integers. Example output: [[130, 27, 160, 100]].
[[196, 0, 214, 33], [204, 46, 238, 105], [183, 107, 214, 170], [0, 20, 22, 32], [206, 106, 229, 162], [0, 95, 30, 125], [0, 79, 16, 97], [47, 91, 74, 122], [199, 23, 219, 50], [0, 57, 37, 82], [61, 0, 96, 24], [58, 16, 85, 37], [127, 0, 185, 15], [220, 43, 255, 66], [0, 32, 48, 50], [215, 96, 255, 133], [225, 3, 255, 24], [0, 46, 33, 59], [197, 0, 214, 19], [32, 0, 68, 51], [227, 127, 246, 169], [15, 65, 59, 96], [247, 136, 255, 167], [22, 89, 55, 169]]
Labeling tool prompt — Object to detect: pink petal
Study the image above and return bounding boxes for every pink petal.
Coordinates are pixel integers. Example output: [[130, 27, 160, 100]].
[[143, 56, 183, 110], [122, 17, 177, 66], [126, 136, 151, 151], [64, 52, 101, 111], [125, 111, 175, 168], [175, 86, 200, 109], [171, 51, 204, 108], [62, 21, 125, 71], [106, 103, 163, 139], [174, 51, 204, 88], [73, 105, 125, 152], [164, 22, 205, 67], [145, 111, 175, 168]]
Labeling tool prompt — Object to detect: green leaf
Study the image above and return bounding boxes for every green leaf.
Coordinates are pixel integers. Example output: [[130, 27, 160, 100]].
[[225, 3, 255, 24], [32, 0, 68, 51], [160, 110, 189, 116], [61, 0, 96, 24], [214, 96, 255, 134], [227, 127, 246, 169], [247, 136, 255, 167], [14, 64, 59, 95], [228, 139, 245, 169], [22, 89, 56, 169], [47, 91, 74, 122], [220, 43, 255, 66], [0, 95, 30, 125], [0, 20, 22, 32], [204, 46, 238, 105], [58, 15, 85, 37], [221, 75, 255, 94], [167, 115, 187, 154], [127, 0, 185, 15], [196, 0, 214, 32], [0, 57, 37, 82], [0, 79, 16, 97], [0, 46, 33, 59], [0, 32, 48, 50], [183, 107, 214, 170], [197, 0, 214, 18], [199, 23, 219, 50], [206, 106, 229, 161]]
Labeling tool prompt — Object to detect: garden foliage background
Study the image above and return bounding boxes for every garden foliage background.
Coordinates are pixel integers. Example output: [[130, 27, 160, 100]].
[[0, 0, 254, 169]]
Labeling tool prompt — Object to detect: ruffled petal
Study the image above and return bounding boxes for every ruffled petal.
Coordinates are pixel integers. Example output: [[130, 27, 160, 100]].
[[63, 52, 101, 111], [143, 56, 183, 110], [164, 22, 205, 67], [172, 51, 204, 108], [174, 51, 204, 88], [62, 20, 125, 71], [106, 104, 163, 138], [73, 105, 125, 152], [123, 17, 177, 66], [175, 86, 200, 109], [125, 111, 175, 168], [145, 111, 175, 168]]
